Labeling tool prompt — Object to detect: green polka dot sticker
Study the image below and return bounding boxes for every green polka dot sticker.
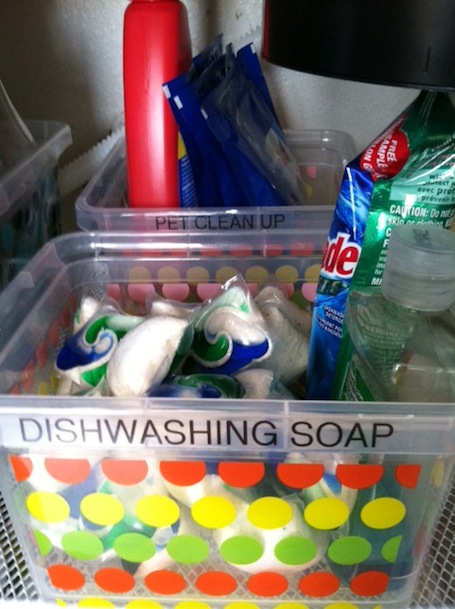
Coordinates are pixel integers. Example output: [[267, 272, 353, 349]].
[[113, 533, 156, 563], [274, 536, 320, 566], [327, 536, 372, 566], [167, 535, 210, 565], [62, 531, 104, 561], [33, 529, 52, 556], [382, 535, 403, 563], [219, 536, 263, 566]]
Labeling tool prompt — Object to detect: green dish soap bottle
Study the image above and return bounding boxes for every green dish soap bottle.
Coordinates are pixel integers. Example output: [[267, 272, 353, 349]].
[[339, 224, 455, 403]]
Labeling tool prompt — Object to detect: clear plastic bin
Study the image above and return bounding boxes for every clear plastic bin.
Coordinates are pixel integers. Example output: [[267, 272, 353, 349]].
[[75, 129, 356, 232], [0, 230, 453, 609], [0, 120, 72, 288]]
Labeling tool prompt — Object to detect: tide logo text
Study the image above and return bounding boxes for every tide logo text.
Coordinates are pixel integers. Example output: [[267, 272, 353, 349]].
[[322, 233, 361, 279]]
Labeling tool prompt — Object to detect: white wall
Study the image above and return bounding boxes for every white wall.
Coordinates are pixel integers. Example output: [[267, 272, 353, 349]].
[[0, 0, 421, 223]]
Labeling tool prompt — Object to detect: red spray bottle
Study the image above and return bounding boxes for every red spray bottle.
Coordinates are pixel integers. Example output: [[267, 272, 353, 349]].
[[123, 0, 192, 208]]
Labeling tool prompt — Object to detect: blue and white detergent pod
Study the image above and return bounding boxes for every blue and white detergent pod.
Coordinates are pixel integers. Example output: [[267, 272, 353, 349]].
[[306, 91, 455, 400]]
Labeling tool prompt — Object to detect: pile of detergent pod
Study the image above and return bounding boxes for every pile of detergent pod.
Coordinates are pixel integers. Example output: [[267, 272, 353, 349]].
[[55, 275, 312, 400]]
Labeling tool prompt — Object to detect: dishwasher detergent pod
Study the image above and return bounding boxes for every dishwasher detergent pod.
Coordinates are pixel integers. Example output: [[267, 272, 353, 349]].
[[306, 91, 455, 401]]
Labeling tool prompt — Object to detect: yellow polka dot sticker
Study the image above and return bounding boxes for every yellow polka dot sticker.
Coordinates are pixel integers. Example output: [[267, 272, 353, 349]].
[[324, 604, 360, 609], [224, 604, 261, 609], [247, 497, 293, 529], [244, 265, 269, 284], [175, 603, 212, 609], [126, 601, 164, 609], [80, 493, 124, 527], [191, 496, 236, 529], [37, 382, 50, 395], [186, 266, 209, 284], [431, 458, 445, 488], [77, 600, 116, 608], [304, 498, 350, 530], [274, 265, 299, 283], [361, 498, 406, 530], [26, 492, 70, 523], [128, 266, 152, 282], [157, 266, 181, 282], [125, 599, 164, 609], [135, 495, 180, 528], [49, 375, 60, 393], [274, 604, 311, 609], [215, 266, 238, 284], [304, 263, 322, 283]]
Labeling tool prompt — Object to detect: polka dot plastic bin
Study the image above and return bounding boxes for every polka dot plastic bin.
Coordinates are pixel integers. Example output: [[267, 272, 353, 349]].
[[75, 130, 356, 232], [0, 120, 72, 289], [0, 230, 454, 609]]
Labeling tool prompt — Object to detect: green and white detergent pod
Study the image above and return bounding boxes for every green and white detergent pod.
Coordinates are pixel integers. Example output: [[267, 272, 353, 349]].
[[306, 91, 455, 401]]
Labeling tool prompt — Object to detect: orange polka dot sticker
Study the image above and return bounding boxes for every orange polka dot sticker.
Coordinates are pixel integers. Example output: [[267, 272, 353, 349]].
[[9, 455, 32, 482], [101, 459, 148, 485], [94, 568, 135, 594], [45, 458, 92, 485], [195, 572, 238, 596], [160, 461, 206, 486], [144, 571, 186, 596], [248, 573, 289, 598], [299, 572, 340, 598], [218, 462, 265, 488], [350, 571, 390, 597], [395, 464, 421, 489], [276, 463, 324, 489], [48, 565, 85, 591], [336, 464, 384, 489], [10, 454, 437, 605]]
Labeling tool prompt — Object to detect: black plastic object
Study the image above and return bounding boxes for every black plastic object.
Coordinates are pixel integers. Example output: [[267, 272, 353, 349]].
[[262, 0, 455, 90]]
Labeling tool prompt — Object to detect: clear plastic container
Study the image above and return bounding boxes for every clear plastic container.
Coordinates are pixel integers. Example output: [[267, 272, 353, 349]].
[[0, 230, 453, 608], [0, 120, 72, 287], [75, 129, 356, 232]]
